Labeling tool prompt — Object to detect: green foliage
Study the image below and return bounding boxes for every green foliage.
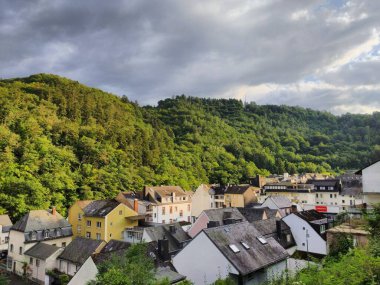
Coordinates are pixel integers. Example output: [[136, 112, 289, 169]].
[[327, 233, 353, 259], [0, 74, 379, 219], [0, 274, 8, 285]]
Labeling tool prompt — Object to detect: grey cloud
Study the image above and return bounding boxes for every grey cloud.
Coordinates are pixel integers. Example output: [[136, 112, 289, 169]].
[[0, 0, 380, 112]]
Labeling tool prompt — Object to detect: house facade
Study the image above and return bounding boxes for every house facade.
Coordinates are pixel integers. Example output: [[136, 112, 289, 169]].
[[0, 215, 12, 255], [357, 161, 380, 205], [7, 209, 72, 277], [191, 184, 225, 219], [224, 185, 260, 208], [68, 199, 139, 242]]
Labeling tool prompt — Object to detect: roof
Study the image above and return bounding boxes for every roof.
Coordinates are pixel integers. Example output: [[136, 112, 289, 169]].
[[225, 185, 255, 195], [306, 179, 340, 187], [266, 209, 280, 219], [326, 224, 369, 235], [341, 187, 362, 197], [12, 210, 71, 232], [266, 196, 292, 209], [144, 223, 191, 253], [100, 239, 131, 253], [237, 208, 267, 222], [252, 218, 290, 237], [209, 185, 227, 196], [58, 237, 104, 265], [24, 242, 61, 260], [0, 215, 12, 226], [295, 210, 327, 224], [203, 221, 288, 275], [203, 208, 247, 224], [83, 200, 120, 217], [155, 266, 186, 284], [146, 186, 188, 197]]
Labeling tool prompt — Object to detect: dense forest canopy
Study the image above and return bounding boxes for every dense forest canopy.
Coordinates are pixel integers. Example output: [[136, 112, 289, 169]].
[[0, 74, 379, 219]]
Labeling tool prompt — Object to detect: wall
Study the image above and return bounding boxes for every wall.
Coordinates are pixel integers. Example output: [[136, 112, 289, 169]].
[[225, 194, 244, 208], [191, 184, 211, 218], [173, 231, 238, 285], [68, 257, 98, 285], [154, 202, 192, 224], [283, 214, 327, 255], [0, 226, 9, 251], [363, 161, 380, 194], [28, 248, 63, 283], [106, 203, 138, 242], [188, 212, 209, 238]]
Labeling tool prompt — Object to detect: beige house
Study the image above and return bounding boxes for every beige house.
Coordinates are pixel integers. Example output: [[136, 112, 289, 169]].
[[7, 209, 73, 277], [0, 214, 12, 254], [224, 185, 260, 208], [191, 184, 225, 219]]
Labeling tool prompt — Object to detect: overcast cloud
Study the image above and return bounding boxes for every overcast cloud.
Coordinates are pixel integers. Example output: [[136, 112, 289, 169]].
[[1, 0, 380, 114]]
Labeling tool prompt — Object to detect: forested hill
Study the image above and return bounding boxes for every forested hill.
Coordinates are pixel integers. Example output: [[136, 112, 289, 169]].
[[0, 74, 379, 219]]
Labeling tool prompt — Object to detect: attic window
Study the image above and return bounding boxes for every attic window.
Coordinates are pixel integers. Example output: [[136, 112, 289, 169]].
[[229, 244, 240, 253], [241, 241, 250, 250], [257, 237, 268, 245]]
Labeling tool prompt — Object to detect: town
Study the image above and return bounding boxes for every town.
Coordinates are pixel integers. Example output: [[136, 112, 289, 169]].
[[1, 160, 378, 285]]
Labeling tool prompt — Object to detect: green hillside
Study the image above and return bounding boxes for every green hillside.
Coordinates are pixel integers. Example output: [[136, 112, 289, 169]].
[[0, 74, 378, 219]]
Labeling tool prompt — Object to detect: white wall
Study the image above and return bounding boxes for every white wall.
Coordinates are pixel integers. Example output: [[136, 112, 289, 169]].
[[173, 231, 238, 285], [153, 202, 192, 224], [0, 226, 9, 251], [68, 257, 98, 285], [191, 185, 211, 218], [363, 161, 380, 194], [283, 214, 327, 255]]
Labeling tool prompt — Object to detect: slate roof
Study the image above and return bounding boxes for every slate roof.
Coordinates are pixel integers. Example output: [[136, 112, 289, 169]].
[[225, 185, 253, 195], [155, 266, 186, 284], [203, 221, 288, 276], [0, 215, 12, 226], [100, 239, 131, 253], [58, 237, 104, 265], [267, 196, 292, 209], [83, 200, 120, 217], [209, 185, 227, 196], [341, 187, 362, 197], [237, 208, 267, 222], [203, 208, 246, 224], [146, 186, 188, 197], [252, 218, 290, 236], [295, 210, 327, 224], [266, 209, 280, 219], [306, 179, 340, 187], [24, 242, 61, 260], [144, 223, 191, 253], [12, 210, 71, 233]]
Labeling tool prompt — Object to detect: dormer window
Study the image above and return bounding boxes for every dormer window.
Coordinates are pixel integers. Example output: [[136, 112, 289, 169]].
[[56, 228, 61, 236], [257, 236, 268, 245], [29, 231, 37, 240], [44, 230, 49, 238]]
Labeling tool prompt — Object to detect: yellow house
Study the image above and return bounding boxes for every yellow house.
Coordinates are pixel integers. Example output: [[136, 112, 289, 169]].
[[224, 185, 260, 208], [68, 199, 140, 242]]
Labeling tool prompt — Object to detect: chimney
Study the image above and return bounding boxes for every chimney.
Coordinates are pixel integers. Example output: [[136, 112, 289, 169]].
[[207, 221, 220, 228], [134, 199, 139, 213], [169, 225, 176, 234], [276, 220, 282, 238], [157, 238, 170, 261], [52, 207, 56, 216], [291, 205, 298, 213]]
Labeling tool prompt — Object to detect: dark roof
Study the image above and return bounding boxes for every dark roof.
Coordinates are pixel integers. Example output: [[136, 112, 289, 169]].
[[341, 187, 362, 197], [83, 200, 120, 217], [203, 208, 246, 224], [144, 223, 191, 253], [204, 221, 288, 276], [209, 185, 227, 195], [265, 209, 280, 219], [2, 226, 12, 233], [306, 179, 340, 187], [224, 185, 253, 195], [237, 208, 267, 223], [24, 242, 61, 260], [100, 239, 131, 253], [12, 210, 71, 233], [58, 237, 104, 265], [155, 266, 186, 284], [295, 210, 327, 224], [265, 196, 292, 208], [252, 218, 289, 236]]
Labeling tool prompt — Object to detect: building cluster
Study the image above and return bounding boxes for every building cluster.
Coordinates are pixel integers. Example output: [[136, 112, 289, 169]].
[[0, 161, 379, 284]]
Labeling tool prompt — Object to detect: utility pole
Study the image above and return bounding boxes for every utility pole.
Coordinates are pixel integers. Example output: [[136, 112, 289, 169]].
[[306, 229, 310, 267]]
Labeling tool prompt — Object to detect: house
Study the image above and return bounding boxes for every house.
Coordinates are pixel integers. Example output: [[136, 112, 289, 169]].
[[141, 223, 192, 258], [282, 210, 328, 256], [68, 199, 140, 242], [24, 242, 64, 284], [356, 160, 380, 205], [224, 185, 260, 208], [188, 208, 246, 238], [93, 239, 187, 284], [307, 179, 342, 206], [259, 196, 293, 217], [326, 223, 369, 253], [142, 186, 192, 224], [115, 191, 150, 215], [7, 209, 73, 276], [67, 256, 98, 285], [237, 207, 282, 223], [260, 182, 316, 206], [0, 214, 12, 257], [191, 184, 225, 219], [57, 237, 105, 277], [173, 221, 289, 285]]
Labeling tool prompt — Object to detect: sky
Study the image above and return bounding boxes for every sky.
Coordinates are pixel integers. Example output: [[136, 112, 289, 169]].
[[1, 0, 380, 114]]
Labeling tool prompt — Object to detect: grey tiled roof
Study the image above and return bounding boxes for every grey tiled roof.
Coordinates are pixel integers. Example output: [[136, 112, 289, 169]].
[[203, 208, 246, 224], [204, 221, 288, 276], [83, 200, 120, 217], [24, 242, 61, 260], [12, 210, 71, 233], [224, 185, 252, 195], [268, 196, 292, 208], [237, 208, 267, 222], [58, 237, 104, 265], [155, 266, 186, 284]]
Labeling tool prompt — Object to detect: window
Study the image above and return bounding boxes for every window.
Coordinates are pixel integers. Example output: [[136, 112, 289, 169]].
[[182, 197, 186, 201], [320, 187, 326, 190], [110, 222, 113, 226], [109, 233, 112, 237], [175, 206, 178, 212], [169, 219, 173, 223], [154, 213, 157, 218], [342, 200, 345, 204], [78, 213, 82, 221], [229, 244, 240, 253], [286, 234, 292, 243], [10, 244, 13, 252], [257, 237, 268, 245], [5, 237, 8, 243], [44, 230, 49, 238], [320, 194, 323, 198], [87, 220, 91, 227], [316, 202, 319, 204], [119, 210, 123, 215], [86, 232, 91, 238], [77, 225, 82, 233], [30, 231, 37, 240], [96, 221, 102, 228], [56, 228, 61, 236], [179, 210, 183, 217], [162, 220, 165, 224], [328, 187, 334, 190], [316, 194, 318, 198], [170, 206, 173, 214], [36, 259, 40, 267], [29, 257, 33, 265], [96, 233, 101, 240], [330, 194, 333, 198], [334, 194, 337, 198], [52, 244, 56, 247], [62, 242, 66, 247], [19, 247, 23, 255], [187, 204, 191, 211], [162, 207, 166, 215], [320, 225, 326, 233]]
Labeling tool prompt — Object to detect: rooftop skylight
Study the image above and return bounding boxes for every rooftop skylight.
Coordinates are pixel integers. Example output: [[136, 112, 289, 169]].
[[229, 244, 240, 253], [257, 236, 268, 245], [241, 241, 250, 249]]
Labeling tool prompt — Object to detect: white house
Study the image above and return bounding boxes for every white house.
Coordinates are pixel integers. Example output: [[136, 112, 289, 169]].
[[173, 221, 289, 285], [357, 160, 380, 205], [7, 209, 73, 277], [282, 210, 328, 256], [0, 215, 12, 255]]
